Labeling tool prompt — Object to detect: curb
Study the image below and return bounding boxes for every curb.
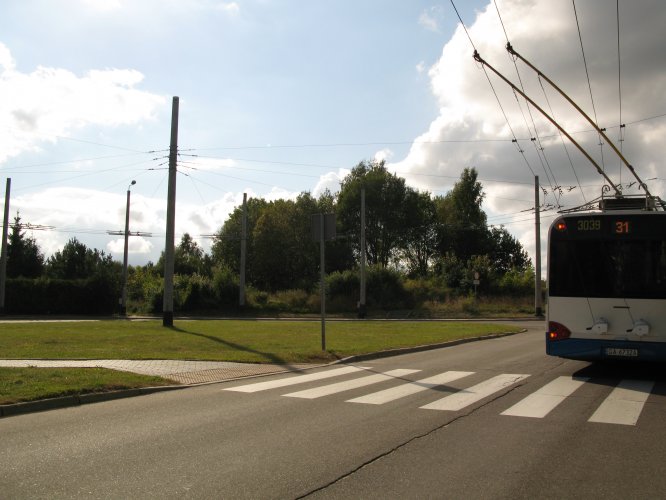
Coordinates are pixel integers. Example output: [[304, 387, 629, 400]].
[[333, 330, 523, 363], [0, 385, 187, 418]]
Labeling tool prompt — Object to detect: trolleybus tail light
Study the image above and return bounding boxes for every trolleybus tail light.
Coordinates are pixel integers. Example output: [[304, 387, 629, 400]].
[[548, 321, 571, 341], [555, 221, 567, 232]]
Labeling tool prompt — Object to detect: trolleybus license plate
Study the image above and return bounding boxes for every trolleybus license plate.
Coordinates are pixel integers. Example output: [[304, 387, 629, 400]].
[[605, 347, 639, 357]]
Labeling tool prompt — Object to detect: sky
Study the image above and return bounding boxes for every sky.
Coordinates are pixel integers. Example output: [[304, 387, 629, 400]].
[[1, 0, 665, 271]]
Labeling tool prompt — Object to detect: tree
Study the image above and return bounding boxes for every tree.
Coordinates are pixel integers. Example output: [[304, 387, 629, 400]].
[[251, 196, 319, 291], [435, 167, 490, 263], [156, 233, 211, 276], [6, 214, 44, 278], [401, 190, 438, 277], [337, 160, 417, 268], [47, 237, 116, 279], [488, 226, 530, 274], [211, 197, 269, 281]]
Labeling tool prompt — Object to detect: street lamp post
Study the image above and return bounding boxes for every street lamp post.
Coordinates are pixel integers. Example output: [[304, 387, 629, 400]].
[[120, 180, 136, 316]]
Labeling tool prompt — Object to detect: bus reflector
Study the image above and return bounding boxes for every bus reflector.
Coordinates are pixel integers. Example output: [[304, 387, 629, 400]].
[[548, 321, 571, 341], [555, 221, 567, 232]]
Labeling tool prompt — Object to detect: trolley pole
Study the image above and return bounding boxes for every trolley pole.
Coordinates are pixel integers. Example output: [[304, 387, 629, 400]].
[[534, 176, 543, 316]]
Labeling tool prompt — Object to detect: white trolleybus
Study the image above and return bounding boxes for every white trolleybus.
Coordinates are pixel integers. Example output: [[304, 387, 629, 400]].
[[546, 197, 666, 361], [472, 43, 666, 361]]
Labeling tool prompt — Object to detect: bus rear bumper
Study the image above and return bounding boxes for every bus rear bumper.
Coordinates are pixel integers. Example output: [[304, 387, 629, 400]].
[[546, 334, 666, 362]]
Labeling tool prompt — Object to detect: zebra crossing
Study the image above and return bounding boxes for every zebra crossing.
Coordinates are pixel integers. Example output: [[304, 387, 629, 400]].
[[224, 366, 658, 426]]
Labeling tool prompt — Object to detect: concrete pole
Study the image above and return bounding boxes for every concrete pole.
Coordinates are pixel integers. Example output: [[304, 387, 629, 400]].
[[534, 176, 543, 317], [359, 187, 367, 318], [120, 180, 136, 316], [163, 96, 179, 327], [320, 214, 326, 351], [239, 193, 247, 307], [0, 178, 10, 314]]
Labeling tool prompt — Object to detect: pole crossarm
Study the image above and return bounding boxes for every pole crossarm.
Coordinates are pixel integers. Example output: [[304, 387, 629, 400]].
[[473, 50, 622, 196], [506, 43, 652, 198]]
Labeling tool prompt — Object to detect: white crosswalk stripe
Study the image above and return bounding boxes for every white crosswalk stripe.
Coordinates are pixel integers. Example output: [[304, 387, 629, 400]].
[[588, 379, 655, 426], [347, 371, 475, 405], [224, 366, 369, 393], [501, 376, 589, 418], [420, 374, 530, 411], [223, 366, 658, 426], [284, 369, 421, 399]]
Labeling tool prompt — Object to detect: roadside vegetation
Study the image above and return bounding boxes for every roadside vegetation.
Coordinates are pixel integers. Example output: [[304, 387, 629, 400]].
[[3, 165, 541, 317]]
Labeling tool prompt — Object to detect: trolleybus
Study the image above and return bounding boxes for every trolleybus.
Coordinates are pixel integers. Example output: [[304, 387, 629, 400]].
[[546, 198, 666, 361]]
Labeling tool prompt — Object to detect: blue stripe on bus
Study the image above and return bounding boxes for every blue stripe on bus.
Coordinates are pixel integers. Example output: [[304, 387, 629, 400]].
[[545, 333, 666, 362]]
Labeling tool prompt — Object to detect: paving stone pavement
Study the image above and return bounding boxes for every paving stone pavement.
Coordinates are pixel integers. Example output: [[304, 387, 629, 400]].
[[0, 359, 317, 384]]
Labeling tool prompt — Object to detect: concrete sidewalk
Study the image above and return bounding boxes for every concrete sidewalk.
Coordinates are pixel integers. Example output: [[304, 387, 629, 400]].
[[0, 359, 316, 385]]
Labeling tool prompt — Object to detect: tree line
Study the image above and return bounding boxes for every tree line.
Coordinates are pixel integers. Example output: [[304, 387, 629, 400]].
[[2, 162, 534, 315]]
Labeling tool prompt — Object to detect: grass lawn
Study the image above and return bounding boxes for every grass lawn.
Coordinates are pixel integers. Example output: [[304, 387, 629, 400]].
[[0, 319, 522, 405], [0, 319, 521, 363], [0, 367, 174, 405]]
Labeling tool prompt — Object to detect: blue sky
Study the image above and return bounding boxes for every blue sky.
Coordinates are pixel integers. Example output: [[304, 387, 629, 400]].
[[1, 0, 665, 268]]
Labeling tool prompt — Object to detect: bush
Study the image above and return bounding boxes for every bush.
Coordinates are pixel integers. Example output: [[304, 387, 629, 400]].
[[366, 266, 412, 310], [494, 267, 535, 296], [5, 276, 120, 315]]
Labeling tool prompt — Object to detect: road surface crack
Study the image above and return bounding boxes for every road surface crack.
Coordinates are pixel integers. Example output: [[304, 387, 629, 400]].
[[296, 379, 529, 499]]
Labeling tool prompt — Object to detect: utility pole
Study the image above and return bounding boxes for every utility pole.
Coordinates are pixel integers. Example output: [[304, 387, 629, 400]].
[[358, 187, 367, 318], [319, 214, 326, 350], [120, 180, 136, 316], [0, 178, 10, 315], [239, 192, 247, 307], [534, 176, 543, 317], [163, 96, 179, 327]]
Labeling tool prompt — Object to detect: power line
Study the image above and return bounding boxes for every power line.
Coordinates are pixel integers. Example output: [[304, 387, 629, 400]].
[[572, 0, 607, 173], [616, 0, 625, 183]]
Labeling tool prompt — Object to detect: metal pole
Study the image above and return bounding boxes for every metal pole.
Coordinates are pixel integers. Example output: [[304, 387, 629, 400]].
[[120, 180, 136, 316], [239, 193, 247, 307], [534, 176, 543, 316], [0, 178, 10, 314], [320, 214, 326, 351], [163, 96, 179, 327]]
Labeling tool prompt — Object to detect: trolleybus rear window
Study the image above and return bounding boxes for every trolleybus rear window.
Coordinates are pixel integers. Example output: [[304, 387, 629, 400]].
[[549, 215, 666, 299]]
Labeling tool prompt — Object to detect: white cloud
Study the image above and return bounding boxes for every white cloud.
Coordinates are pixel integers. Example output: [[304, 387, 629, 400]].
[[313, 169, 350, 197], [216, 2, 240, 15], [0, 43, 15, 71], [0, 43, 166, 164], [419, 7, 444, 32], [374, 148, 394, 163], [80, 0, 123, 11], [107, 236, 153, 255], [416, 61, 427, 74]]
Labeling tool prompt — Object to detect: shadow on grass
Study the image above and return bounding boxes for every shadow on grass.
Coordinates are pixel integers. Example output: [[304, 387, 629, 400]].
[[167, 325, 318, 369]]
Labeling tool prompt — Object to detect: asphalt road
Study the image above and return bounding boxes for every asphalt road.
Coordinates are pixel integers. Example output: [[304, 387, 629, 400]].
[[2, 320, 666, 499]]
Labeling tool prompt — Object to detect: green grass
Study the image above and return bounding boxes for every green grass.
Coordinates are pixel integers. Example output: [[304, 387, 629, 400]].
[[0, 319, 522, 405], [0, 367, 174, 405], [0, 319, 521, 364]]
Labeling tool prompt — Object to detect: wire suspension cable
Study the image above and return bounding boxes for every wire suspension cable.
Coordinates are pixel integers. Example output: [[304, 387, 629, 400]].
[[473, 50, 621, 195], [494, 0, 560, 199], [506, 43, 652, 198], [616, 0, 624, 183], [572, 0, 607, 173], [451, 0, 539, 184]]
